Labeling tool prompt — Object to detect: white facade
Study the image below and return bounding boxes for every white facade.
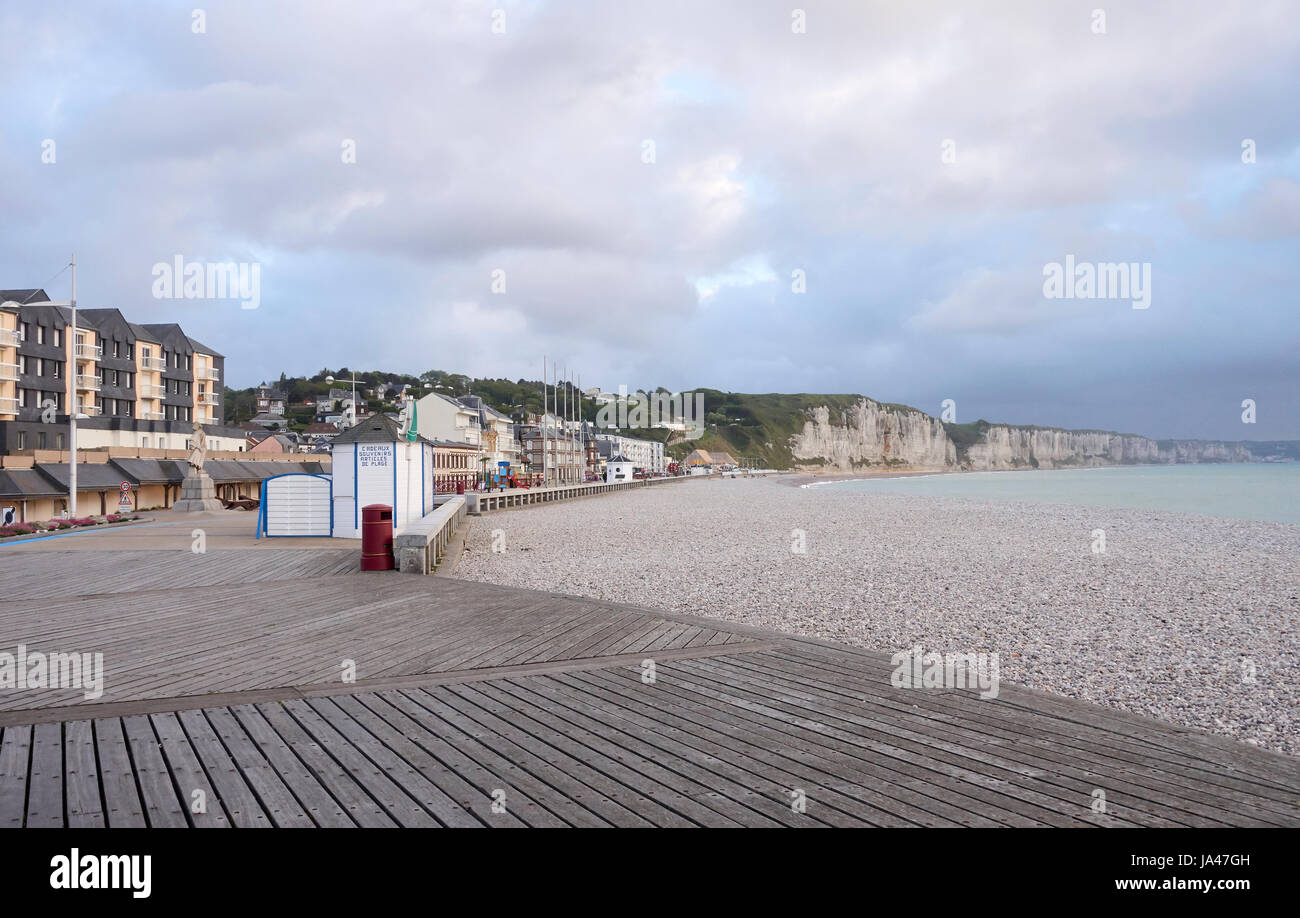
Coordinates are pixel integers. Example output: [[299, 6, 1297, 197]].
[[413, 391, 482, 447], [330, 438, 436, 539], [605, 457, 636, 482], [595, 433, 664, 473]]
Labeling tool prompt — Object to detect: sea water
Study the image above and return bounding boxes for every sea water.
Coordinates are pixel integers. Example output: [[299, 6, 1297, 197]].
[[814, 463, 1300, 524]]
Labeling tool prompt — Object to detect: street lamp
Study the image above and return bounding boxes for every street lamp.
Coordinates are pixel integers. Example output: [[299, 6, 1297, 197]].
[[325, 371, 360, 428]]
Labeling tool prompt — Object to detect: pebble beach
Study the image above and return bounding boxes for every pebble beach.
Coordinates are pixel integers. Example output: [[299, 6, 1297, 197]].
[[453, 475, 1300, 756]]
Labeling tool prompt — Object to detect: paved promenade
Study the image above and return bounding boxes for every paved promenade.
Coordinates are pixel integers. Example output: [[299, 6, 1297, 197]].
[[0, 512, 1296, 827]]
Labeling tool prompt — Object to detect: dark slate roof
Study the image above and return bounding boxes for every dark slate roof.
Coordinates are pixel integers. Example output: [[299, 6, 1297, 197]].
[[199, 460, 328, 482], [127, 322, 161, 344], [332, 413, 436, 446], [185, 335, 224, 358], [0, 289, 50, 305], [0, 468, 63, 498], [608, 454, 632, 463], [107, 458, 188, 484], [77, 307, 125, 330], [34, 463, 136, 490]]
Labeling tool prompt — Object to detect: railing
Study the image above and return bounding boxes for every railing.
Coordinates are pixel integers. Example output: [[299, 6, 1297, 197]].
[[142, 410, 166, 421], [464, 474, 696, 515], [0, 396, 19, 415], [76, 404, 102, 417], [197, 391, 220, 405], [199, 367, 220, 382], [75, 342, 102, 360], [0, 362, 19, 382], [0, 328, 20, 347], [394, 497, 468, 574], [141, 384, 167, 399], [75, 374, 100, 391], [140, 356, 166, 371]]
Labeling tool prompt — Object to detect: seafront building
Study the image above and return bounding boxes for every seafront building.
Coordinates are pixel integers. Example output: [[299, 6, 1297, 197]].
[[595, 433, 665, 474], [0, 288, 242, 455]]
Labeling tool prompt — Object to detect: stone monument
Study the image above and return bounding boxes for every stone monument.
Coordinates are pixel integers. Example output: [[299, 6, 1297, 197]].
[[172, 421, 224, 512]]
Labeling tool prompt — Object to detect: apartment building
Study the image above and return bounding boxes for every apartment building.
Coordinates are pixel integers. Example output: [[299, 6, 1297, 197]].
[[0, 289, 235, 454], [594, 432, 665, 473]]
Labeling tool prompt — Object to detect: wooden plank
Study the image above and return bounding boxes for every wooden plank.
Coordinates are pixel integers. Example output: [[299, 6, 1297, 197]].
[[203, 707, 314, 828], [94, 718, 147, 827], [255, 702, 395, 828], [302, 697, 482, 828], [25, 722, 64, 827], [175, 709, 270, 828], [229, 704, 355, 828], [121, 715, 188, 828], [0, 725, 33, 827], [64, 720, 105, 828], [277, 699, 439, 827]]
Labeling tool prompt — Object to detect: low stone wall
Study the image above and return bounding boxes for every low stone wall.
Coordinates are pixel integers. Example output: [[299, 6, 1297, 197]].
[[464, 475, 694, 515], [394, 496, 468, 574]]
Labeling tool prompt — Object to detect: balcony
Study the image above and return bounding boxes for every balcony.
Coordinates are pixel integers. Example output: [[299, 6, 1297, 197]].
[[75, 374, 100, 391], [0, 362, 18, 382], [75, 342, 102, 360], [199, 367, 220, 382], [0, 396, 18, 415], [142, 410, 166, 421], [140, 356, 166, 372], [141, 384, 167, 399], [196, 391, 220, 406], [0, 328, 20, 347]]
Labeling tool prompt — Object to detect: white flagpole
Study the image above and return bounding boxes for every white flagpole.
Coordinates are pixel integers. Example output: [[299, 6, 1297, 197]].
[[68, 253, 78, 518]]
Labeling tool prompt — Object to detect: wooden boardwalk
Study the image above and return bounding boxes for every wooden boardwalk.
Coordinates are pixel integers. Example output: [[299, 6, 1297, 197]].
[[1, 539, 1297, 827]]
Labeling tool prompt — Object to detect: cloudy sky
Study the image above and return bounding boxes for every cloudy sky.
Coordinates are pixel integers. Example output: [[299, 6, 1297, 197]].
[[2, 0, 1296, 439]]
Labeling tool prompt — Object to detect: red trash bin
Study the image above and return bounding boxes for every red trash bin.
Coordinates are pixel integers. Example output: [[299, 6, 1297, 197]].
[[456, 480, 465, 495], [360, 504, 394, 571]]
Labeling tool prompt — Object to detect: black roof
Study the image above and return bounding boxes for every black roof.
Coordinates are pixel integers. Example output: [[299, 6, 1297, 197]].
[[0, 468, 63, 498], [107, 458, 188, 484], [332, 413, 436, 446], [0, 289, 50, 305], [185, 335, 224, 358], [34, 462, 134, 490]]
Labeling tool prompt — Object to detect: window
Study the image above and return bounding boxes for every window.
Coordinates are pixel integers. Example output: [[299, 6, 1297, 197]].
[[126, 343, 133, 359], [112, 340, 120, 358], [55, 433, 64, 449], [185, 355, 192, 371], [53, 328, 62, 347], [37, 431, 46, 449], [19, 356, 30, 374], [20, 323, 30, 342], [52, 361, 61, 379], [36, 325, 45, 344], [16, 432, 25, 450]]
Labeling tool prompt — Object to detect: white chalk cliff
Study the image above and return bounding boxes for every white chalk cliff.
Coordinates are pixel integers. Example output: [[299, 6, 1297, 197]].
[[789, 399, 1256, 471], [791, 400, 956, 469]]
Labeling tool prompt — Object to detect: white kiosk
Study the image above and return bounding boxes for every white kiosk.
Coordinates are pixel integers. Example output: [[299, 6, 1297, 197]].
[[605, 453, 636, 483], [330, 412, 436, 539]]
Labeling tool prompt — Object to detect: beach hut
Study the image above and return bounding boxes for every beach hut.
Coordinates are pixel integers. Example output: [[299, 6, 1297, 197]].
[[605, 453, 636, 483], [330, 412, 436, 538]]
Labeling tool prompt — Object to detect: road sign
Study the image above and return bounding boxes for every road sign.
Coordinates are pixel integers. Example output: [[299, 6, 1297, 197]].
[[120, 481, 130, 493]]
